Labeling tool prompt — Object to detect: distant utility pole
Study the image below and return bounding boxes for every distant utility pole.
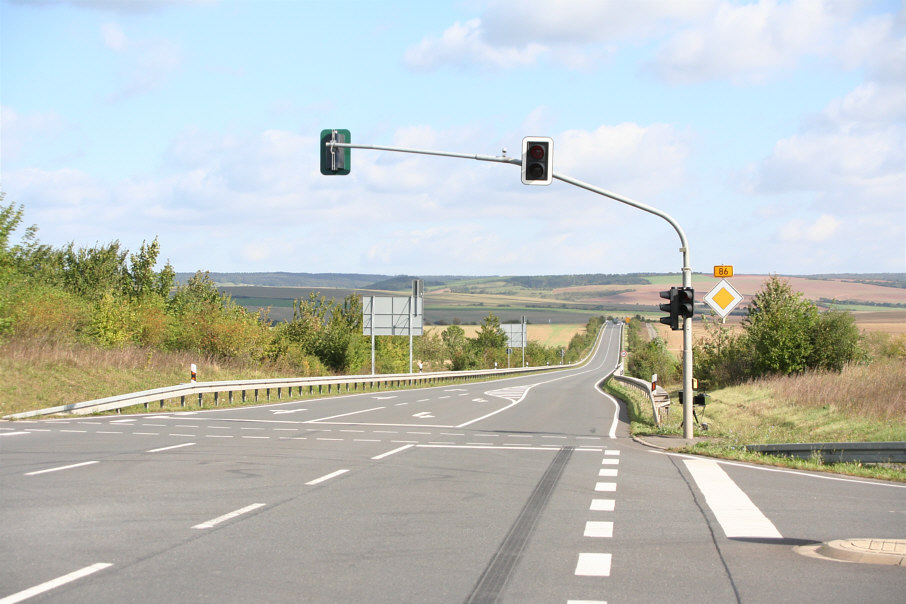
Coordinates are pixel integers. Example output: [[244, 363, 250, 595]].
[[321, 130, 696, 437]]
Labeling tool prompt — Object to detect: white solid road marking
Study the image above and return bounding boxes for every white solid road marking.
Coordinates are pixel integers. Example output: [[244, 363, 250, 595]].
[[305, 469, 349, 486], [192, 503, 266, 530], [575, 553, 612, 576], [0, 562, 113, 604], [371, 443, 415, 460], [25, 461, 99, 476], [147, 442, 196, 453], [684, 459, 782, 539]]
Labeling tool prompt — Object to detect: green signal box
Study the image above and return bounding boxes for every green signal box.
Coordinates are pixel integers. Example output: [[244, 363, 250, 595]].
[[320, 129, 351, 175]]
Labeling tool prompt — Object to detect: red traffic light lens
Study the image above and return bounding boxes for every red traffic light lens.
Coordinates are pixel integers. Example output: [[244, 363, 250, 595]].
[[528, 144, 546, 160]]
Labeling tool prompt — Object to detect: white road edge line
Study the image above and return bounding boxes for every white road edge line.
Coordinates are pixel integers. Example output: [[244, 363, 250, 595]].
[[305, 469, 349, 486], [684, 458, 782, 539], [147, 442, 196, 453], [192, 503, 266, 530], [25, 461, 99, 476], [656, 449, 906, 489], [0, 562, 112, 604], [371, 444, 415, 460]]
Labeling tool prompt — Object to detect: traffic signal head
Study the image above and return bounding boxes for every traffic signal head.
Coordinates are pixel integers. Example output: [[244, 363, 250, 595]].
[[521, 136, 553, 185], [320, 129, 350, 175], [659, 287, 680, 331], [677, 287, 695, 320]]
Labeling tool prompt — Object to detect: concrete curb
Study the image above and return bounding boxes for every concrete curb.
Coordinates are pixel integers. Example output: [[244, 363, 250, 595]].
[[810, 539, 906, 566]]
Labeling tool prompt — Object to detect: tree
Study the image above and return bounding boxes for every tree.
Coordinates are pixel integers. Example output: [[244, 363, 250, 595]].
[[693, 315, 750, 388], [627, 337, 679, 383], [474, 313, 507, 350], [474, 313, 507, 367], [442, 324, 475, 370], [743, 275, 818, 376], [809, 308, 864, 371]]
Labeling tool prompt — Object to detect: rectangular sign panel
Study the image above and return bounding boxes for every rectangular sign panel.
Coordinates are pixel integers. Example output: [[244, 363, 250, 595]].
[[713, 265, 734, 278], [363, 296, 423, 336], [502, 323, 525, 348]]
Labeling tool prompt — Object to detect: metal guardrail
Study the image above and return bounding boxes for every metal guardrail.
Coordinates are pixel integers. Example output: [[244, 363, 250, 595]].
[[3, 364, 567, 420], [5, 326, 613, 420], [610, 373, 670, 427], [745, 442, 906, 464]]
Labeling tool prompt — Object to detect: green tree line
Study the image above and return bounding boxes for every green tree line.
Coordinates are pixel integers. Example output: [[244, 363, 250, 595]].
[[625, 274, 903, 390], [1, 198, 601, 376]]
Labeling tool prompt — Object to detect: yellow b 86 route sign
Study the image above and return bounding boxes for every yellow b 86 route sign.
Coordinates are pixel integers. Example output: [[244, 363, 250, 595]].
[[713, 265, 734, 278]]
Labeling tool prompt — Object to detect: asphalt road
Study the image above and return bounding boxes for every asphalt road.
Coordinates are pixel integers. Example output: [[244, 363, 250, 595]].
[[2, 322, 904, 603]]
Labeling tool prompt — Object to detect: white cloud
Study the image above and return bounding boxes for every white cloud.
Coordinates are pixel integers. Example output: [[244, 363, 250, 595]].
[[0, 106, 66, 163], [748, 79, 905, 213], [650, 0, 844, 84], [100, 22, 127, 51], [100, 23, 182, 101], [404, 18, 548, 70], [778, 214, 841, 242], [403, 0, 711, 72], [480, 0, 713, 45], [12, 0, 215, 14], [557, 123, 691, 199]]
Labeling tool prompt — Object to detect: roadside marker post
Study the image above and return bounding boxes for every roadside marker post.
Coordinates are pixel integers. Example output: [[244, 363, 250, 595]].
[[321, 131, 697, 437]]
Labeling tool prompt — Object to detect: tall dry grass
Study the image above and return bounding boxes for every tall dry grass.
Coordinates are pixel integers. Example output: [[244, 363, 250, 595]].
[[758, 358, 906, 422], [0, 337, 298, 416]]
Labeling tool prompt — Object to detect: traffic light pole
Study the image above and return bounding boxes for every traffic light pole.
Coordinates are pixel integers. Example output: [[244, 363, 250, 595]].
[[325, 139, 696, 437], [553, 173, 695, 439]]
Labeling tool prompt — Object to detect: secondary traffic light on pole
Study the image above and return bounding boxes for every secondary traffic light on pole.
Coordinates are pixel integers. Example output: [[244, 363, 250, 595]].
[[677, 287, 695, 321], [320, 129, 350, 175], [659, 287, 680, 331], [521, 137, 553, 185]]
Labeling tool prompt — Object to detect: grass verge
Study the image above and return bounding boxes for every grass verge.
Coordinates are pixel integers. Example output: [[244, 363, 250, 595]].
[[604, 375, 906, 483]]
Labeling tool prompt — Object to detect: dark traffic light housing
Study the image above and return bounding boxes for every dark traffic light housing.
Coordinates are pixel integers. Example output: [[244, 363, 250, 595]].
[[659, 287, 679, 330], [660, 286, 694, 331], [320, 129, 350, 175], [521, 136, 553, 185], [677, 287, 695, 321]]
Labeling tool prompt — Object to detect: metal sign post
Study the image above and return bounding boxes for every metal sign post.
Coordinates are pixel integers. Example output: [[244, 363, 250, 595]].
[[363, 280, 424, 375]]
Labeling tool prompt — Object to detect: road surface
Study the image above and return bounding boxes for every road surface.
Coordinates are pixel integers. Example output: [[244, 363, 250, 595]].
[[2, 322, 903, 603]]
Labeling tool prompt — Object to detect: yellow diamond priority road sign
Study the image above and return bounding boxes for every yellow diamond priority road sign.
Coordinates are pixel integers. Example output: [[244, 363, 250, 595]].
[[704, 279, 743, 319]]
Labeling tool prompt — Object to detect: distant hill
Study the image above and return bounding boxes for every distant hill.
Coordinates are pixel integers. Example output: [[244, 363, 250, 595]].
[[508, 274, 650, 289], [802, 274, 906, 289], [175, 272, 390, 288]]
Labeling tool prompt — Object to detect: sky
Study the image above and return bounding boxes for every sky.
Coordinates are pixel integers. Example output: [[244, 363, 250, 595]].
[[1, 0, 904, 278]]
